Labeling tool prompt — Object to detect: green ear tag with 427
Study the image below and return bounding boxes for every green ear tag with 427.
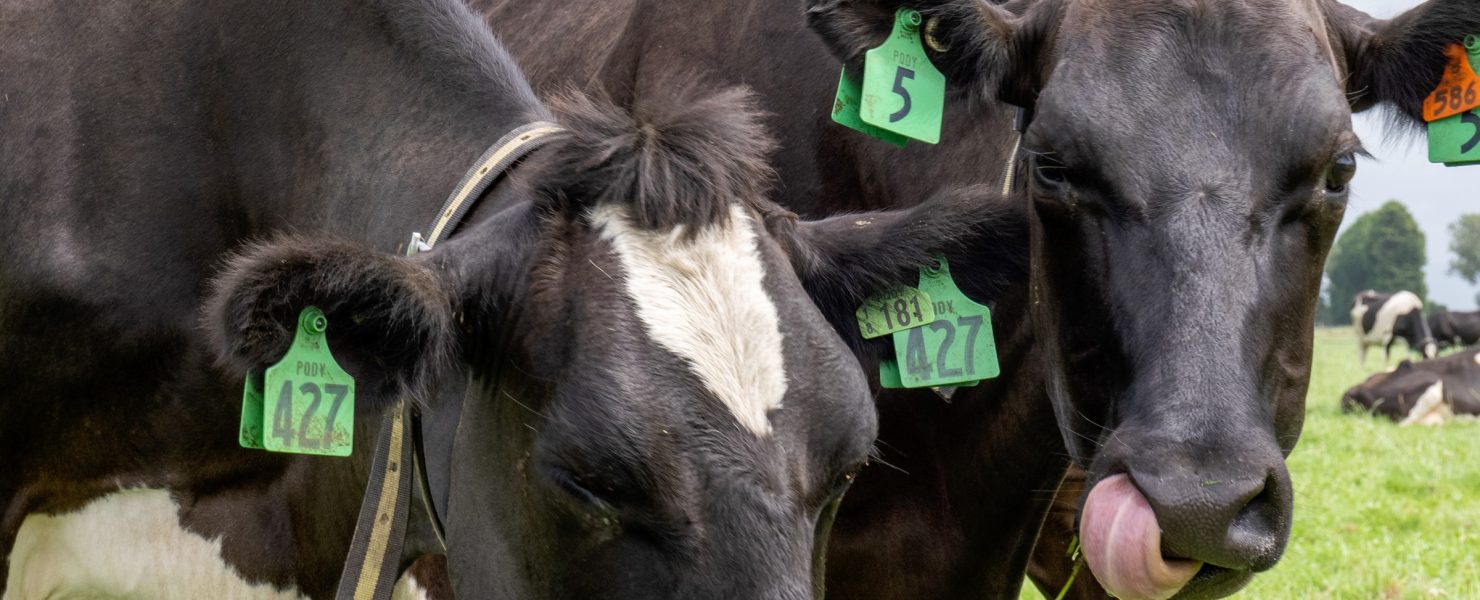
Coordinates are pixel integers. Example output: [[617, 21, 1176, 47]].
[[245, 306, 355, 457], [860, 8, 946, 144], [889, 258, 999, 387]]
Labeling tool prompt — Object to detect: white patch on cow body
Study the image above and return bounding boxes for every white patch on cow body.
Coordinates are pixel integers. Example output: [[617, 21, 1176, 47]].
[[1399, 381, 1452, 427], [391, 572, 432, 600], [5, 489, 306, 600], [1361, 291, 1424, 345], [591, 204, 786, 436]]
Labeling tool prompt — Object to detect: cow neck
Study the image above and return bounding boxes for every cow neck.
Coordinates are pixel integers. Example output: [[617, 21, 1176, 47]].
[[333, 120, 562, 600]]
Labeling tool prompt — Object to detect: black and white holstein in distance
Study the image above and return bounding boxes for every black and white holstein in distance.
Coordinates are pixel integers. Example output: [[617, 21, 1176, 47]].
[[1352, 290, 1437, 365]]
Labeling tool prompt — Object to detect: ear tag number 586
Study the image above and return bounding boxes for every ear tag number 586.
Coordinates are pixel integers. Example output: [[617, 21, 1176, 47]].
[[860, 8, 946, 144], [239, 306, 355, 457]]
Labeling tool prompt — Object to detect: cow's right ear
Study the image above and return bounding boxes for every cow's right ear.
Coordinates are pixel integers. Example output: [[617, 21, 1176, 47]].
[[772, 185, 1025, 356], [803, 0, 1050, 103], [1326, 1, 1480, 122], [203, 236, 456, 408]]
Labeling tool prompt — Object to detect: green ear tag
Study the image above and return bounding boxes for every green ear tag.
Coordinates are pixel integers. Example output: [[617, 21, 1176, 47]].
[[239, 371, 265, 449], [1429, 111, 1480, 166], [833, 69, 909, 147], [1428, 35, 1480, 167], [890, 257, 1000, 388], [857, 286, 936, 339], [860, 8, 946, 144], [879, 358, 905, 388], [259, 307, 355, 457]]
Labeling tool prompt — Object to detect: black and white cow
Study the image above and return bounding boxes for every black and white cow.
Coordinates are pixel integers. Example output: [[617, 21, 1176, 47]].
[[1352, 290, 1437, 365], [1428, 309, 1480, 350], [1342, 349, 1480, 425], [0, 1, 1015, 597]]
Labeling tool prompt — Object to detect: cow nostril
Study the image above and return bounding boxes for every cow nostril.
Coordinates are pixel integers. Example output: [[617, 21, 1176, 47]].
[[1224, 470, 1289, 572]]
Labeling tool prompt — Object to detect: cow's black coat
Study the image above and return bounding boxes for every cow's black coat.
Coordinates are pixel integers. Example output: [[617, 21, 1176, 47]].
[[478, 0, 1480, 598]]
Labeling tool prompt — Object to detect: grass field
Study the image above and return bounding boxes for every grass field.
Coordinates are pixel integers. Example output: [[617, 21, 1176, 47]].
[[1023, 327, 1480, 599]]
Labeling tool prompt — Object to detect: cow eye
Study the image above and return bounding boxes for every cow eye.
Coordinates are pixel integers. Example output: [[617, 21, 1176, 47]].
[[1325, 153, 1356, 193], [825, 461, 866, 502], [1033, 154, 1068, 191], [548, 466, 610, 509]]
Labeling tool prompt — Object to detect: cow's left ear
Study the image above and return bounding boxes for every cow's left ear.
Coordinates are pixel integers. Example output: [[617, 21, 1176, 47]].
[[768, 186, 1025, 354], [804, 0, 1053, 104], [203, 236, 455, 407], [1327, 1, 1480, 121]]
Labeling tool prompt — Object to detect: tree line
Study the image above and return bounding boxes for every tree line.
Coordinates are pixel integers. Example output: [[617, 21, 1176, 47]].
[[1319, 201, 1480, 325]]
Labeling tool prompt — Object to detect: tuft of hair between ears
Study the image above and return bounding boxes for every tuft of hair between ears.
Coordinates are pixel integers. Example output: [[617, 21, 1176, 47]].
[[523, 86, 777, 234], [202, 235, 456, 406]]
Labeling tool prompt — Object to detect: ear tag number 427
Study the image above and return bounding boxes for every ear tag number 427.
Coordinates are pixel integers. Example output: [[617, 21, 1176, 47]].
[[1427, 35, 1480, 167], [873, 257, 1000, 388], [832, 8, 946, 145], [239, 306, 355, 457]]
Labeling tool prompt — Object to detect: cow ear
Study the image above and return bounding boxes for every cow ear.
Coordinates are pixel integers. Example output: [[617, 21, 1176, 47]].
[[1327, 1, 1480, 123], [203, 235, 456, 409], [804, 0, 1047, 103], [774, 186, 1025, 355]]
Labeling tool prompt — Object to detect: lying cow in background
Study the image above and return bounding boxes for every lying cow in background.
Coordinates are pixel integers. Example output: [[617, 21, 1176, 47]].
[[1342, 349, 1480, 425], [1429, 309, 1480, 350], [1352, 290, 1436, 365]]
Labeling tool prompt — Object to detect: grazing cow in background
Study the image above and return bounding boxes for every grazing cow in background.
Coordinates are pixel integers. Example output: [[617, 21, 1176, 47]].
[[1352, 291, 1436, 364], [0, 0, 1015, 597], [1342, 349, 1480, 425], [1428, 309, 1480, 350]]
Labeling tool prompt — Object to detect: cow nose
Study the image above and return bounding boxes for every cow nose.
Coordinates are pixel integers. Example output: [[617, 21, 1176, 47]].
[[1133, 463, 1292, 571]]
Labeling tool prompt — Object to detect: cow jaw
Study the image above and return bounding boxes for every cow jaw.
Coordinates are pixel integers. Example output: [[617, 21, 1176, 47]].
[[1080, 474, 1202, 600]]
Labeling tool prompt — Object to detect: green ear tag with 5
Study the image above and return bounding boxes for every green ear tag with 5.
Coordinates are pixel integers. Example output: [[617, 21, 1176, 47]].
[[249, 306, 356, 456], [890, 258, 999, 387], [860, 8, 946, 144], [832, 69, 909, 147]]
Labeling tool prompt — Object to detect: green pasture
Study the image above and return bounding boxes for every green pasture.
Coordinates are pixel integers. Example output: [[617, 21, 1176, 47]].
[[1024, 327, 1480, 599]]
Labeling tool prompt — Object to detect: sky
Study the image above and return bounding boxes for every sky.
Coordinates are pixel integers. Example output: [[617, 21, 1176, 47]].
[[1341, 0, 1480, 309]]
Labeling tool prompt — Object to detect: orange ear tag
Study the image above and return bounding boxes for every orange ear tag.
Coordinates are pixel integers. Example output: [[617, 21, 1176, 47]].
[[1423, 42, 1480, 123]]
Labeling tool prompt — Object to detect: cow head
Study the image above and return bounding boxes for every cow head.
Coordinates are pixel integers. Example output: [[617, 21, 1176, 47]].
[[205, 88, 1012, 598], [806, 0, 1480, 597]]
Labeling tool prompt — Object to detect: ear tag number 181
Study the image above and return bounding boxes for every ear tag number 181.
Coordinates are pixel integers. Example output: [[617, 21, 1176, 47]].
[[860, 8, 946, 144], [878, 257, 1000, 388], [239, 306, 355, 457], [1427, 35, 1480, 167]]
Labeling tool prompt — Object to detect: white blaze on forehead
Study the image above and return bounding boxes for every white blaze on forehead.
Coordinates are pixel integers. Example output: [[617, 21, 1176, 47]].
[[7, 489, 307, 600], [591, 203, 786, 436]]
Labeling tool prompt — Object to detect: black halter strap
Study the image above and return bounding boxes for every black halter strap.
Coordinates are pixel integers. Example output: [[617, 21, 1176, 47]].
[[334, 120, 561, 600]]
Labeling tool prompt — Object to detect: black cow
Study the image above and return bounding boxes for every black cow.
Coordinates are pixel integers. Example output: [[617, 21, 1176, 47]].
[[0, 1, 1014, 597], [1342, 350, 1480, 425], [1428, 308, 1480, 350], [480, 0, 1480, 598], [1352, 290, 1437, 364]]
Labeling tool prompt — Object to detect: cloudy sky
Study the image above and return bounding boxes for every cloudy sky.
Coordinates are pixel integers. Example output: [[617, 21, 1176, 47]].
[[1342, 0, 1480, 308]]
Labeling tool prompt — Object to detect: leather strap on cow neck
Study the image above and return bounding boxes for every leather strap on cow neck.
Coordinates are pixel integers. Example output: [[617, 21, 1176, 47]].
[[335, 120, 563, 600]]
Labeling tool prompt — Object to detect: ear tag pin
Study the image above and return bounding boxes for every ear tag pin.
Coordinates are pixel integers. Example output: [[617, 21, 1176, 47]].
[[239, 306, 356, 456], [1426, 35, 1480, 167]]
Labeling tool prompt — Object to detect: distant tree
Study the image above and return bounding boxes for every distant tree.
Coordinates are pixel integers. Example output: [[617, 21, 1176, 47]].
[[1323, 201, 1427, 325], [1449, 214, 1480, 285]]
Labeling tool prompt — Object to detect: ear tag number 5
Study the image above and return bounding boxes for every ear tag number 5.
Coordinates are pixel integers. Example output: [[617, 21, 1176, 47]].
[[240, 306, 356, 456], [860, 8, 946, 144]]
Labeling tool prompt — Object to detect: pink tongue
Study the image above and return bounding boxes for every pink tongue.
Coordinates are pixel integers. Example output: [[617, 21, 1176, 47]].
[[1080, 474, 1203, 600]]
